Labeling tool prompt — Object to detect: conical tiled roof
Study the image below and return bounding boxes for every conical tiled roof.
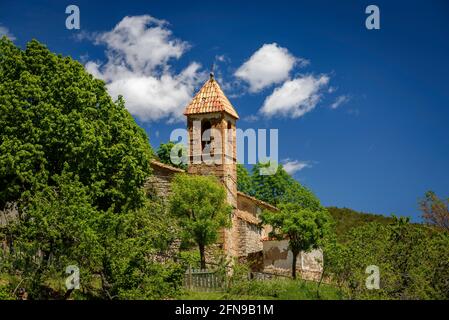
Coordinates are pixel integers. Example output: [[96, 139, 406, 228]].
[[184, 73, 239, 119]]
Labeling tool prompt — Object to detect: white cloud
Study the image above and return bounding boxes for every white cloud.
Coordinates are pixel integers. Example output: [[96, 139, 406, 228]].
[[331, 95, 350, 109], [235, 43, 302, 92], [84, 15, 205, 122], [282, 159, 311, 175], [260, 75, 329, 118], [215, 54, 229, 63], [328, 86, 337, 93], [0, 25, 16, 41]]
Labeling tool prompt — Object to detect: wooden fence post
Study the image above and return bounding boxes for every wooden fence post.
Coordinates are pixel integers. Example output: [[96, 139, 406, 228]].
[[188, 265, 192, 290]]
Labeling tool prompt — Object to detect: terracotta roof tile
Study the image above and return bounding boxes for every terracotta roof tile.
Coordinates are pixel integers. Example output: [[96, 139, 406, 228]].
[[184, 74, 239, 119]]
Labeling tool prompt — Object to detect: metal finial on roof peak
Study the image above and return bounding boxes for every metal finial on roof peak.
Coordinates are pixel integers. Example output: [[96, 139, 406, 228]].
[[183, 63, 239, 119], [210, 61, 215, 80]]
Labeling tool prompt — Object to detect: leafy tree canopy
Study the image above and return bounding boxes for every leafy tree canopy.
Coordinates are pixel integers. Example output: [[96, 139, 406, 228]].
[[0, 168, 182, 299], [419, 190, 449, 231], [327, 207, 394, 242], [0, 37, 152, 212], [261, 202, 331, 278], [244, 162, 321, 210], [323, 217, 449, 300], [156, 141, 187, 170], [236, 164, 253, 195], [169, 174, 231, 268], [0, 38, 184, 299]]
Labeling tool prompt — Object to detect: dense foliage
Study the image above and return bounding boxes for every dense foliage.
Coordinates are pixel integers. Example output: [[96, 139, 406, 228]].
[[1, 172, 182, 299], [323, 217, 449, 300], [0, 37, 152, 212], [327, 207, 393, 242], [225, 277, 343, 300], [156, 141, 187, 170], [237, 162, 321, 210], [236, 164, 253, 195], [0, 38, 182, 299]]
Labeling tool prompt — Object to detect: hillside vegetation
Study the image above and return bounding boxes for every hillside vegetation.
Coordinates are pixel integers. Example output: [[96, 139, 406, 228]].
[[327, 207, 394, 242]]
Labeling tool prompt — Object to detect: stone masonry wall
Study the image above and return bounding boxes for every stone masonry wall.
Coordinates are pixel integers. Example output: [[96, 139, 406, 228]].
[[236, 219, 263, 256], [234, 194, 272, 257], [145, 162, 183, 201], [263, 239, 323, 281]]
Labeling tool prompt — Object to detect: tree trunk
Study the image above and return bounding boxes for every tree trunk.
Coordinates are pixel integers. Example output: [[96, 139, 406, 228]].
[[292, 250, 299, 279], [199, 243, 206, 269], [64, 288, 73, 300], [316, 263, 325, 299]]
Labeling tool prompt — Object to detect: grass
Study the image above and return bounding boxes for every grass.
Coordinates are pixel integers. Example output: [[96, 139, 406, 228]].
[[2, 272, 344, 300], [0, 272, 104, 300], [179, 292, 272, 300], [179, 278, 344, 300]]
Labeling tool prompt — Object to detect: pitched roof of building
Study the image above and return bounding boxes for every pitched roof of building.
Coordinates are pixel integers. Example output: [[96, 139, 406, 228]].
[[183, 73, 239, 119]]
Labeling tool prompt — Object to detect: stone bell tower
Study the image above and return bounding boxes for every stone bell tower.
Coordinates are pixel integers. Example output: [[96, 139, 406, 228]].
[[183, 72, 239, 208]]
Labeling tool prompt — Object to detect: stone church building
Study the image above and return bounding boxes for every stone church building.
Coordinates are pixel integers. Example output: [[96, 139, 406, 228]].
[[147, 73, 322, 278]]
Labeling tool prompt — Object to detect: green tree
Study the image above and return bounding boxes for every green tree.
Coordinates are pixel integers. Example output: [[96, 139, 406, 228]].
[[0, 38, 184, 299], [0, 37, 152, 212], [236, 164, 253, 195], [0, 168, 182, 299], [1, 170, 103, 298], [156, 141, 187, 170], [251, 162, 320, 210], [261, 203, 331, 279], [96, 201, 183, 299], [169, 174, 232, 269]]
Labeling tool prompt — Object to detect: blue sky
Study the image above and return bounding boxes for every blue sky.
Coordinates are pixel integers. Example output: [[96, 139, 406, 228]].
[[1, 0, 449, 221]]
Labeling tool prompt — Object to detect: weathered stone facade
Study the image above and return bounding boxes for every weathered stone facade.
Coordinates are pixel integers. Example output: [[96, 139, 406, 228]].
[[145, 161, 184, 201], [235, 192, 274, 257], [263, 239, 323, 281]]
